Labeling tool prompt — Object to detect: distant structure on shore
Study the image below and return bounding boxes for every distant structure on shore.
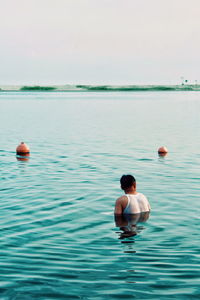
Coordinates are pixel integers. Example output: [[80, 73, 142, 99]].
[[180, 77, 198, 86]]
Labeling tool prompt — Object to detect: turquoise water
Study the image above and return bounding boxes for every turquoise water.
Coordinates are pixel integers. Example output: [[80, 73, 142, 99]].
[[0, 91, 200, 299]]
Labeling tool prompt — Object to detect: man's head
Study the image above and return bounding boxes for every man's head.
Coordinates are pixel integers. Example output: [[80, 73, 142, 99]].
[[120, 174, 136, 191]]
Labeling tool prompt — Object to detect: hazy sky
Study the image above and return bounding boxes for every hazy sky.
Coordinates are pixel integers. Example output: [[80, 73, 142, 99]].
[[0, 0, 200, 85]]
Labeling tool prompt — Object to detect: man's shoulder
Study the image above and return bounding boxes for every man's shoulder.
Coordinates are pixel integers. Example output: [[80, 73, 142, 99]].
[[137, 192, 148, 201], [116, 195, 127, 203], [137, 192, 147, 198]]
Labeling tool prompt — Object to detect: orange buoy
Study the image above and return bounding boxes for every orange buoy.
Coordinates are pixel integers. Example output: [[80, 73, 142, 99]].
[[16, 142, 30, 155], [158, 146, 168, 156]]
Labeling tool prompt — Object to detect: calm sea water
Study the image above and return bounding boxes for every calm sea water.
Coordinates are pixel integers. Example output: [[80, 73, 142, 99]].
[[0, 91, 200, 299]]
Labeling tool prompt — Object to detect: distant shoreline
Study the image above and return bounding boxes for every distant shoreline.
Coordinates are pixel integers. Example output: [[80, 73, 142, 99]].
[[1, 84, 200, 92]]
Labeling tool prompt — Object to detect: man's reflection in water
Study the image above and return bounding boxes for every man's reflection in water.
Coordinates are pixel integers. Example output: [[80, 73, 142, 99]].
[[115, 212, 150, 240]]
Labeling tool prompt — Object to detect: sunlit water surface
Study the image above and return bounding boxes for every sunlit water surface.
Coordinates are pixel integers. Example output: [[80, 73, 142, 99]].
[[0, 91, 200, 299]]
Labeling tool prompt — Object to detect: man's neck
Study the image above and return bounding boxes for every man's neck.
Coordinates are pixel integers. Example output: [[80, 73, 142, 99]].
[[124, 187, 137, 195]]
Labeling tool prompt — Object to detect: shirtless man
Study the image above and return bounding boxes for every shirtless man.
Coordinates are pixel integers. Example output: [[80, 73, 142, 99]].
[[114, 175, 151, 215]]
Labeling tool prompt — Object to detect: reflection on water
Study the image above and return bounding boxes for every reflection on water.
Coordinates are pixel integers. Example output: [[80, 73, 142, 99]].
[[158, 152, 168, 158], [115, 212, 150, 241], [16, 154, 30, 161]]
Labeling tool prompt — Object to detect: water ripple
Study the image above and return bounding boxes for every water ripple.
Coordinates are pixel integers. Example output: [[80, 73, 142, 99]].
[[0, 92, 200, 298]]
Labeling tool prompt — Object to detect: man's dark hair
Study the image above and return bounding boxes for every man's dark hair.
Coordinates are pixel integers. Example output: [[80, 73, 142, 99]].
[[120, 174, 136, 190]]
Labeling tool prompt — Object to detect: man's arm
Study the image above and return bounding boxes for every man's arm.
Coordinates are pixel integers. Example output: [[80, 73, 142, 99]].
[[114, 198, 123, 215], [114, 196, 127, 215]]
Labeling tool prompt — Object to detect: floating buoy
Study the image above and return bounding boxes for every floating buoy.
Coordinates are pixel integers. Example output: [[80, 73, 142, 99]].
[[16, 142, 30, 155], [158, 146, 168, 156]]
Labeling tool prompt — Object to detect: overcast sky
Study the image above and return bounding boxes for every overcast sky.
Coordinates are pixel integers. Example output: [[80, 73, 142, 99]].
[[0, 0, 200, 85]]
